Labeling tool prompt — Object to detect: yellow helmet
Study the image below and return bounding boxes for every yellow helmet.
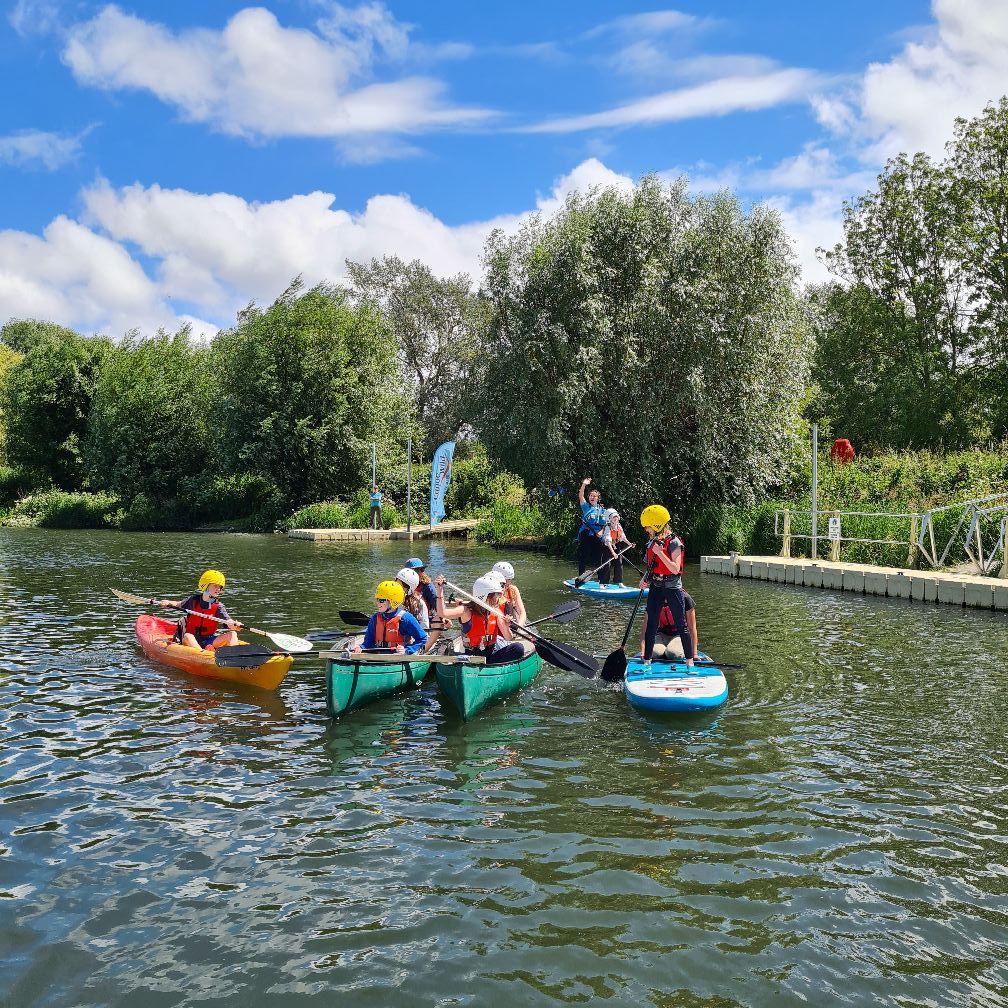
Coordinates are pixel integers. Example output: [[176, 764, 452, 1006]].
[[640, 505, 671, 531], [375, 579, 405, 608], [198, 569, 226, 591]]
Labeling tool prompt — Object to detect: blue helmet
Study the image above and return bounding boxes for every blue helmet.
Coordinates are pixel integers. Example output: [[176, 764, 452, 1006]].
[[406, 557, 425, 570]]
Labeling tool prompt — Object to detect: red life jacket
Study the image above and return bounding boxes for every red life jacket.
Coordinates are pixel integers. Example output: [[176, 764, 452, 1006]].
[[466, 608, 499, 650], [375, 610, 404, 648], [646, 535, 682, 577], [184, 595, 223, 638]]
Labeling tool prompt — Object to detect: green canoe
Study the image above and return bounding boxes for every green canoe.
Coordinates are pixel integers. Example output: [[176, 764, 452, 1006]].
[[324, 651, 432, 716], [434, 644, 542, 720]]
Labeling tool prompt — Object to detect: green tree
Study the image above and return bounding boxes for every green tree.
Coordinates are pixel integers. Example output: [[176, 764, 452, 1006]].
[[85, 328, 216, 511], [210, 277, 408, 513], [946, 97, 1008, 436], [0, 321, 110, 489], [820, 152, 982, 447], [475, 175, 811, 525], [345, 255, 487, 455]]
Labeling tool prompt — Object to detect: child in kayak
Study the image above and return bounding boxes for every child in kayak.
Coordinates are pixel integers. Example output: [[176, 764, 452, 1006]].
[[434, 572, 525, 665], [491, 560, 527, 624], [160, 569, 240, 650], [639, 505, 694, 667], [352, 580, 427, 655], [599, 509, 632, 586], [396, 567, 431, 629], [405, 557, 438, 614]]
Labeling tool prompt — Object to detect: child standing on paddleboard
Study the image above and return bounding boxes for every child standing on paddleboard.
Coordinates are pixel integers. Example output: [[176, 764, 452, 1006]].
[[639, 506, 694, 666]]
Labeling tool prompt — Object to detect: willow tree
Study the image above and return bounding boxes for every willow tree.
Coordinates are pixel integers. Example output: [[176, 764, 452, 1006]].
[[474, 175, 811, 524]]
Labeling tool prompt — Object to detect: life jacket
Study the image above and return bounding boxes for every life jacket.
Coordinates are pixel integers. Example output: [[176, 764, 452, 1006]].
[[646, 535, 682, 577], [184, 595, 223, 638], [374, 610, 404, 648], [466, 608, 499, 650]]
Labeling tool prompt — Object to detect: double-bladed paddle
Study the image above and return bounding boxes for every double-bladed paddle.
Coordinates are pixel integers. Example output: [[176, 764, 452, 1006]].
[[111, 588, 314, 653], [441, 580, 598, 678], [573, 544, 634, 587]]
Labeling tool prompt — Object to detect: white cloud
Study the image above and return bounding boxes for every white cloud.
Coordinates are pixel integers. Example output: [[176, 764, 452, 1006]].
[[836, 0, 1008, 159], [0, 128, 86, 170], [0, 161, 641, 338], [8, 0, 61, 36], [61, 4, 492, 140], [525, 69, 817, 133]]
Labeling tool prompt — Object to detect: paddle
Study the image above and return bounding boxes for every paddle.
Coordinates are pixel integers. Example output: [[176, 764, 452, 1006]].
[[573, 544, 634, 587], [338, 609, 370, 627], [441, 580, 598, 678], [600, 583, 647, 683], [111, 588, 314, 653]]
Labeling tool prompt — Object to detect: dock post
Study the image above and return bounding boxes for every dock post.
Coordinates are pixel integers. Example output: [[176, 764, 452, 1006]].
[[779, 511, 791, 558]]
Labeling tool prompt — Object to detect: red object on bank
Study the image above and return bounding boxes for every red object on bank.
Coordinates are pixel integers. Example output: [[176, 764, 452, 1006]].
[[831, 438, 855, 463]]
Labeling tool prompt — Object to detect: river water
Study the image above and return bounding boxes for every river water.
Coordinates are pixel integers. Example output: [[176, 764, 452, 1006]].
[[1, 528, 1007, 1007]]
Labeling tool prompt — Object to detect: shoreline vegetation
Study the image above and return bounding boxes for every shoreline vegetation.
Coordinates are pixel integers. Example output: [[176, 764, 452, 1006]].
[[3, 100, 1008, 568]]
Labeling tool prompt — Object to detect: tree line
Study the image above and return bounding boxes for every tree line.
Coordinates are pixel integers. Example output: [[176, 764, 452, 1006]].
[[3, 97, 1007, 534]]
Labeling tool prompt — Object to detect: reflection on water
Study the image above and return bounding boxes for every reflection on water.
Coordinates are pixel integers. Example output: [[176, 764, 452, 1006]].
[[2, 528, 1008, 1007]]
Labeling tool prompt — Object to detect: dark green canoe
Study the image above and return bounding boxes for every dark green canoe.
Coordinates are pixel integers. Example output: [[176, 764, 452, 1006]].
[[434, 645, 542, 720], [324, 652, 432, 716]]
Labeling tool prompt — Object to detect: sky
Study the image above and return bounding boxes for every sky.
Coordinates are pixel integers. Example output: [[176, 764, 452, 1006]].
[[1, 0, 1007, 337]]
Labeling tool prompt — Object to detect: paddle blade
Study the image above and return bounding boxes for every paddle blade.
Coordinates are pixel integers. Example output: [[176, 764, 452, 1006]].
[[263, 631, 313, 654], [533, 637, 598, 678], [339, 609, 370, 627], [600, 647, 628, 683], [550, 600, 582, 622], [215, 644, 280, 668]]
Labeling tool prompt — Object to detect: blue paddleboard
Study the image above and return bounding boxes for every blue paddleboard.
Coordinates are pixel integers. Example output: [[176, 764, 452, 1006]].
[[624, 651, 728, 713], [563, 579, 647, 600]]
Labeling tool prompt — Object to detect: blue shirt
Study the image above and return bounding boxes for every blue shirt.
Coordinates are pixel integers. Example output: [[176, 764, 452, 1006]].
[[362, 607, 427, 654], [579, 501, 607, 536]]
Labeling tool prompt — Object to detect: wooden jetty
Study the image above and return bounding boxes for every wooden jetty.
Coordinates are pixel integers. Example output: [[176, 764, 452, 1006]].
[[289, 518, 479, 542]]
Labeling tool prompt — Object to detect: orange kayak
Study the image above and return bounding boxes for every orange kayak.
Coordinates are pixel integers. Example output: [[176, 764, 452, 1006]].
[[135, 614, 293, 690]]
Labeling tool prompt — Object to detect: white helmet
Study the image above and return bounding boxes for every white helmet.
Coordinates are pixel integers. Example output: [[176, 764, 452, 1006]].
[[605, 508, 620, 524], [396, 568, 420, 592], [492, 560, 515, 582], [473, 572, 506, 603]]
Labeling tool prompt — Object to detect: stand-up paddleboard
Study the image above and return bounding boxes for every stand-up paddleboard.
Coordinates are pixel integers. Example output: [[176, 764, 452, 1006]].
[[564, 579, 647, 600], [624, 651, 728, 713]]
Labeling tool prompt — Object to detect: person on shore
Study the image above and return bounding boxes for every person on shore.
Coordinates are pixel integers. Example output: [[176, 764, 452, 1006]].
[[352, 580, 427, 655], [434, 572, 525, 665], [639, 505, 694, 667], [160, 569, 240, 650], [369, 486, 384, 530], [577, 477, 607, 576], [491, 561, 527, 624], [599, 508, 632, 586], [405, 557, 438, 614]]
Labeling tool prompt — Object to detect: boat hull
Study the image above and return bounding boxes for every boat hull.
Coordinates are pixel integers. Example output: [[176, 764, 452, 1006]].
[[135, 615, 292, 690], [434, 647, 542, 719], [624, 651, 728, 713], [564, 579, 647, 600], [325, 654, 431, 716]]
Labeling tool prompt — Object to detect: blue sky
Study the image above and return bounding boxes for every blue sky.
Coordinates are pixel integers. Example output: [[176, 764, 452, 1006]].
[[1, 0, 1005, 335]]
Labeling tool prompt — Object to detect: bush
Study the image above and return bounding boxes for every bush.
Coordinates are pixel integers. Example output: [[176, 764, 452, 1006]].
[[4, 489, 121, 529]]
